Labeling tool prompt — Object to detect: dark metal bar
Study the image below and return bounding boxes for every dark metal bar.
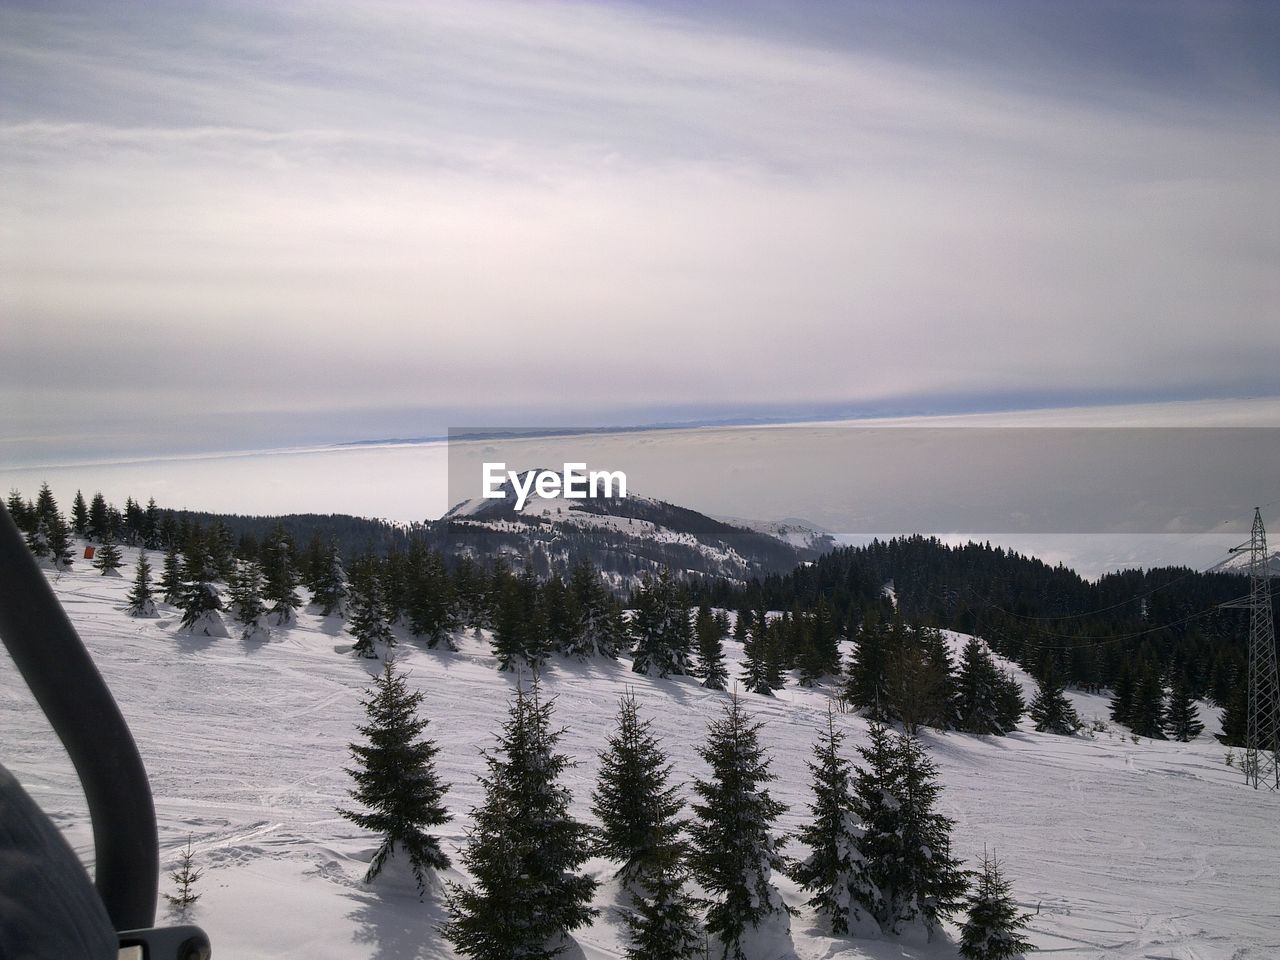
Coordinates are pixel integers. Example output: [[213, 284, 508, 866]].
[[0, 505, 158, 930]]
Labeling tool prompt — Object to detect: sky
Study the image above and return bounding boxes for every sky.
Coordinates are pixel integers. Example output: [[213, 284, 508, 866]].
[[3, 0, 1280, 467]]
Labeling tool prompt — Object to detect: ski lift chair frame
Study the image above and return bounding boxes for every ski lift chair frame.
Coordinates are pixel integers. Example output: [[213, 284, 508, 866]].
[[0, 505, 212, 960]]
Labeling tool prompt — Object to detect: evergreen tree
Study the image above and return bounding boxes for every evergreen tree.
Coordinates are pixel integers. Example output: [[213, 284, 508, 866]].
[[762, 621, 788, 693], [959, 851, 1035, 960], [846, 615, 891, 720], [809, 597, 842, 679], [791, 709, 880, 935], [92, 537, 124, 576], [406, 545, 457, 647], [349, 573, 393, 659], [6, 490, 33, 532], [86, 491, 109, 542], [568, 562, 626, 659], [740, 615, 774, 696], [848, 722, 899, 928], [887, 623, 955, 733], [956, 637, 1014, 735], [45, 514, 74, 569], [1129, 668, 1167, 739], [339, 658, 451, 895], [688, 693, 790, 959], [621, 841, 702, 960], [163, 837, 203, 917], [1108, 668, 1135, 728], [694, 603, 729, 690], [631, 570, 693, 678], [442, 681, 597, 959], [178, 551, 224, 635], [1164, 683, 1204, 742], [71, 490, 88, 536], [1028, 665, 1081, 735], [1216, 682, 1247, 746], [996, 670, 1026, 732], [309, 541, 349, 617], [592, 692, 685, 886], [25, 517, 50, 561], [32, 483, 56, 524], [159, 544, 183, 605], [228, 558, 269, 641], [261, 524, 301, 624], [877, 734, 968, 935], [127, 552, 157, 617], [491, 567, 547, 671]]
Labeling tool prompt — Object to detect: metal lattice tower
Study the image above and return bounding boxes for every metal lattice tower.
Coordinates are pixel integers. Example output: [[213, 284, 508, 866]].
[[1224, 508, 1280, 789]]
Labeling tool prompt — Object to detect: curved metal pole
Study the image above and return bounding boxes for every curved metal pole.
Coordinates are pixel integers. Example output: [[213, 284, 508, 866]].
[[0, 505, 157, 930]]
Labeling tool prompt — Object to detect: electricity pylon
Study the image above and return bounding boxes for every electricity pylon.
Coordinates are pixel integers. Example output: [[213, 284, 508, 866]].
[[1223, 508, 1280, 789]]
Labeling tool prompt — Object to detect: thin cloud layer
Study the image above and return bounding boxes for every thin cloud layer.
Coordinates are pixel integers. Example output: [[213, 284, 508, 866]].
[[3, 1, 1278, 460]]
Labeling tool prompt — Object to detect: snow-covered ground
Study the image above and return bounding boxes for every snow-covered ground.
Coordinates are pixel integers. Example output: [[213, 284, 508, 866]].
[[3, 545, 1278, 959]]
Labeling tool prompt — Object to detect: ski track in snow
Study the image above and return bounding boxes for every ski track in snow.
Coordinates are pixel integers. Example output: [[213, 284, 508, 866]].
[[2, 547, 1277, 959]]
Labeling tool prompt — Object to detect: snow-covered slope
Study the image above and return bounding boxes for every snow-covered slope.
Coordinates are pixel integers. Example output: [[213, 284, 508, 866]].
[[3, 547, 1277, 959]]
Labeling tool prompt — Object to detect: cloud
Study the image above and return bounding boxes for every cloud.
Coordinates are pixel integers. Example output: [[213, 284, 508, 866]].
[[2, 0, 1278, 459]]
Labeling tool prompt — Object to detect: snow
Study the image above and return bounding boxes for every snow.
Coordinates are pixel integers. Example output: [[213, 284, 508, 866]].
[[3, 546, 1278, 959]]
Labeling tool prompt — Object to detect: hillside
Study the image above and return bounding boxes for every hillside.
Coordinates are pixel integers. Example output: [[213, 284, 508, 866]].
[[2, 546, 1277, 959], [437, 469, 835, 585]]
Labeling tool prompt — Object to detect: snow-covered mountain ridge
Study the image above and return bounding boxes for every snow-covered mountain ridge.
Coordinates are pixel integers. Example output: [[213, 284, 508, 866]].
[[2, 546, 1276, 959], [438, 468, 835, 586]]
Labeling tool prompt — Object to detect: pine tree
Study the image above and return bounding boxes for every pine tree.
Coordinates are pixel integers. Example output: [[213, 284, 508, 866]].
[[809, 597, 842, 679], [688, 692, 790, 959], [592, 692, 685, 886], [791, 709, 880, 935], [622, 841, 702, 960], [349, 574, 393, 659], [92, 537, 124, 576], [309, 541, 349, 617], [261, 524, 301, 625], [491, 567, 546, 671], [228, 558, 269, 641], [159, 544, 183, 605], [178, 551, 224, 636], [71, 490, 88, 536], [996, 669, 1026, 732], [127, 552, 157, 617], [442, 681, 597, 959], [25, 517, 50, 561], [848, 722, 898, 928], [877, 733, 968, 935], [1216, 682, 1247, 747], [695, 603, 729, 690], [956, 637, 1013, 735], [406, 546, 457, 647], [740, 615, 774, 696], [339, 658, 451, 895], [763, 621, 788, 693], [163, 837, 203, 916], [45, 514, 74, 569], [6, 490, 33, 532], [1164, 683, 1204, 742], [959, 851, 1035, 960], [631, 570, 693, 678], [846, 615, 891, 720], [1108, 668, 1135, 728], [1129, 668, 1167, 739], [568, 562, 626, 659], [142, 498, 162, 549], [886, 623, 955, 733], [86, 492, 109, 542], [1028, 665, 1081, 735]]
